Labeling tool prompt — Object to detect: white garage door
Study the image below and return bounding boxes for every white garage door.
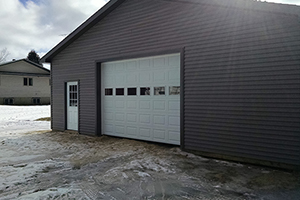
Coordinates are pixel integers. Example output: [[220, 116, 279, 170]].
[[101, 53, 180, 145]]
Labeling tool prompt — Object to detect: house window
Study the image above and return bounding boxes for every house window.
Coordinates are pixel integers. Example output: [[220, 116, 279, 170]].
[[4, 98, 14, 105], [29, 78, 33, 86], [32, 97, 41, 105], [24, 78, 28, 86], [24, 78, 33, 86]]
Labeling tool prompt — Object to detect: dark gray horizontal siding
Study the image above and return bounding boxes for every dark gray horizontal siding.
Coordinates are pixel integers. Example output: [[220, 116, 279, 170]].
[[51, 0, 300, 165]]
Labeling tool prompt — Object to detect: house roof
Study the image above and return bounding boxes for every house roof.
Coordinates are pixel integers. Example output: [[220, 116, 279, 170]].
[[41, 0, 300, 63], [0, 59, 50, 76]]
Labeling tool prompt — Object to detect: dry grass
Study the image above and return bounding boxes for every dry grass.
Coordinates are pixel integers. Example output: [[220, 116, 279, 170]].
[[35, 117, 51, 121]]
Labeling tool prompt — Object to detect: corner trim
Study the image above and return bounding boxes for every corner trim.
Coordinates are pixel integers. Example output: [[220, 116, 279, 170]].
[[180, 47, 185, 149], [96, 62, 102, 136]]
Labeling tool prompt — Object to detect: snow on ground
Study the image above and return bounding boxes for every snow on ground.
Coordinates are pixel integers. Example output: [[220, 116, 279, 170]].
[[0, 106, 300, 199], [0, 105, 50, 135]]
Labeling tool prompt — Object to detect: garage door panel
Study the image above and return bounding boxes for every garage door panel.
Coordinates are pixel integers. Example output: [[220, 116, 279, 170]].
[[115, 62, 125, 71], [153, 100, 166, 111], [126, 61, 138, 70], [168, 70, 180, 81], [101, 53, 180, 145], [139, 100, 151, 109], [104, 124, 114, 133], [126, 73, 138, 84], [139, 72, 151, 82], [153, 115, 166, 126], [115, 74, 125, 85], [104, 112, 114, 120], [126, 113, 137, 123], [139, 59, 152, 70], [169, 116, 180, 126], [153, 71, 166, 82], [115, 113, 125, 122], [140, 128, 151, 138], [139, 114, 151, 124], [127, 100, 138, 109], [168, 100, 180, 112], [153, 56, 166, 67], [115, 125, 125, 135], [168, 55, 180, 67], [127, 126, 138, 136], [115, 100, 125, 108], [153, 129, 166, 140]]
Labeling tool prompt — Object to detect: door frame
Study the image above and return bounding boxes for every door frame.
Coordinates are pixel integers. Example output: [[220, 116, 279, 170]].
[[65, 80, 80, 132], [96, 48, 185, 147]]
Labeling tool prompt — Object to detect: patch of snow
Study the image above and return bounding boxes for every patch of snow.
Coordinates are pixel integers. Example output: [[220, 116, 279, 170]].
[[134, 170, 151, 178], [0, 105, 50, 136]]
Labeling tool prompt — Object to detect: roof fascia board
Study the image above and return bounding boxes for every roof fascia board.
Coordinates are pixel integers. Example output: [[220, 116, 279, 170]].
[[0, 72, 50, 77], [172, 0, 300, 17], [41, 0, 125, 63], [0, 59, 24, 67]]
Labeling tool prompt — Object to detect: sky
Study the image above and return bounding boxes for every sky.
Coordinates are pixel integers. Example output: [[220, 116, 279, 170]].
[[0, 0, 299, 66]]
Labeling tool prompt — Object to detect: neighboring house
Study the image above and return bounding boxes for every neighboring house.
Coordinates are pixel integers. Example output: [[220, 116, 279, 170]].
[[41, 0, 300, 168], [0, 59, 50, 105]]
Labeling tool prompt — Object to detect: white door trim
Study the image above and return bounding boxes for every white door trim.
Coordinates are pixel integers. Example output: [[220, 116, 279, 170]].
[[67, 81, 78, 131]]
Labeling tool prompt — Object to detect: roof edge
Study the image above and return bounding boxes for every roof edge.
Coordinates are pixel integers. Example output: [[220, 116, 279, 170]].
[[0, 59, 50, 74], [41, 0, 125, 63], [41, 0, 300, 63], [0, 71, 50, 77]]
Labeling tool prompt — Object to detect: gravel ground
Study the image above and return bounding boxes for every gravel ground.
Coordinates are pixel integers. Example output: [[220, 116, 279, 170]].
[[0, 131, 299, 200]]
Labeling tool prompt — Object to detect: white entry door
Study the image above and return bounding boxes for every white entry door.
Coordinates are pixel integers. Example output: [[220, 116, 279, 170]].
[[67, 81, 78, 131], [101, 53, 180, 145]]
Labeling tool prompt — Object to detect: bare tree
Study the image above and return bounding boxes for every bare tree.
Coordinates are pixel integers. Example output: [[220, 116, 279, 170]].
[[0, 48, 10, 63]]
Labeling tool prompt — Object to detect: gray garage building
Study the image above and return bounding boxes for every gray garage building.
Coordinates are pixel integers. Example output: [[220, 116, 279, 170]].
[[42, 0, 300, 168]]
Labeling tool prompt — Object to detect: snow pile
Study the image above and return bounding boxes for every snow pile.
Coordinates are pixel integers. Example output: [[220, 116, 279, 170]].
[[0, 105, 50, 135]]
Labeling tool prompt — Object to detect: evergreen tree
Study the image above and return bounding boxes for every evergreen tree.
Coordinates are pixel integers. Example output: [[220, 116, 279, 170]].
[[27, 50, 41, 64]]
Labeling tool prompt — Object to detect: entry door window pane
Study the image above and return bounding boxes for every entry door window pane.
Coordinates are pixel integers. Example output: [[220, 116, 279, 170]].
[[69, 85, 78, 107], [140, 87, 150, 95], [154, 87, 165, 95]]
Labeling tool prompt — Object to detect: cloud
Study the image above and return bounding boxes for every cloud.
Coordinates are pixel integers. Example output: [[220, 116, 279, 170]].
[[0, 0, 107, 63], [265, 0, 300, 5]]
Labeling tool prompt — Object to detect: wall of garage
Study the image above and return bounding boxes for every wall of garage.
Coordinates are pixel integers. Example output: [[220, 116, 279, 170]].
[[51, 0, 300, 166]]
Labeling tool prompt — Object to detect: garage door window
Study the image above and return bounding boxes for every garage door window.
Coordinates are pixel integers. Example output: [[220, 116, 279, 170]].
[[116, 88, 124, 95], [154, 87, 165, 95], [128, 88, 137, 96], [169, 86, 180, 95], [105, 88, 113, 96], [140, 87, 150, 95]]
